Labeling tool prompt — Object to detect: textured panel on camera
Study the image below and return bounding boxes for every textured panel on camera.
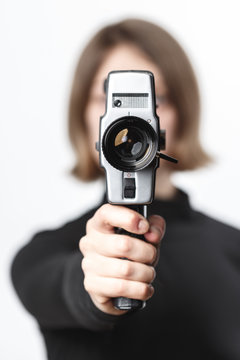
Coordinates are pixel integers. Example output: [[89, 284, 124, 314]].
[[112, 93, 148, 108]]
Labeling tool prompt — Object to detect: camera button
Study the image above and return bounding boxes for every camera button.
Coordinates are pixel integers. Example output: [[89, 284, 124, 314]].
[[123, 178, 136, 198]]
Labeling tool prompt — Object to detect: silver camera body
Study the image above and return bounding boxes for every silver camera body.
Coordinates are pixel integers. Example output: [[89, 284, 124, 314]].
[[96, 70, 161, 205]]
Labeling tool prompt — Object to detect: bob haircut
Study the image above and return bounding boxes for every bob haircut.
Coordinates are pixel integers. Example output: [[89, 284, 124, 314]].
[[68, 18, 212, 181]]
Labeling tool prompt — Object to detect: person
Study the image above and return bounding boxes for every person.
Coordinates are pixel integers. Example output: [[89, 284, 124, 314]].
[[11, 18, 240, 360]]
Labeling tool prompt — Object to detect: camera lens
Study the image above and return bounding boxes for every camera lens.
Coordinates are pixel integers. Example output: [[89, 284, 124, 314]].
[[102, 116, 158, 172]]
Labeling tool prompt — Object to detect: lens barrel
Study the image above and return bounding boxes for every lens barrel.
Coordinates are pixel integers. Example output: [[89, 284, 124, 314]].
[[102, 116, 158, 172]]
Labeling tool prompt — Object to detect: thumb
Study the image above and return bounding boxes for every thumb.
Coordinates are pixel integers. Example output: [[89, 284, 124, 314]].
[[144, 215, 166, 245]]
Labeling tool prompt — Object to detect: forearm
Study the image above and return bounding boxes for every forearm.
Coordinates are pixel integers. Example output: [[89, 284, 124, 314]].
[[11, 235, 123, 331]]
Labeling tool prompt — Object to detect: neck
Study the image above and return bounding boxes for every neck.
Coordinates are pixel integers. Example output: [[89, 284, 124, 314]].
[[154, 168, 177, 200]]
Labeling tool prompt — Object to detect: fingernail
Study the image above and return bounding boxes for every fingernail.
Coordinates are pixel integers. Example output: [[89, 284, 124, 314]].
[[138, 219, 149, 232], [151, 266, 156, 281], [149, 284, 154, 295], [150, 225, 161, 234], [151, 222, 166, 237]]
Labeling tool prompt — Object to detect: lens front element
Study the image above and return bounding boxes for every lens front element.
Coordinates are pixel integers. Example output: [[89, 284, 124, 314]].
[[114, 127, 148, 159]]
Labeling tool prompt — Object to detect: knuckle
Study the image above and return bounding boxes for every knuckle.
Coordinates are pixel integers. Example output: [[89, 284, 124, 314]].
[[128, 212, 139, 228], [118, 236, 132, 255], [81, 257, 89, 273], [98, 203, 110, 220], [120, 261, 133, 278], [79, 236, 87, 253]]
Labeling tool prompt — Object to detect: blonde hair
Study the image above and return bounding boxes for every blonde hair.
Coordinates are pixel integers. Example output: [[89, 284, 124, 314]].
[[68, 18, 212, 181]]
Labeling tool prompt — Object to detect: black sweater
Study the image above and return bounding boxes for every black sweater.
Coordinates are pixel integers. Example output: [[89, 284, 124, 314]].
[[11, 189, 240, 360]]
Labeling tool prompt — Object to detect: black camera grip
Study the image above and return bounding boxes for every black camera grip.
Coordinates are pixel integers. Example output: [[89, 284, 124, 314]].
[[113, 204, 147, 311]]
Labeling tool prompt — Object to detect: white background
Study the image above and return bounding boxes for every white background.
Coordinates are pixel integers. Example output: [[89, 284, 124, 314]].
[[1, 0, 240, 358]]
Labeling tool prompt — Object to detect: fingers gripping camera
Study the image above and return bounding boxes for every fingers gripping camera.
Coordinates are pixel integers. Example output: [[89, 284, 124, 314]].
[[95, 70, 177, 205], [95, 71, 177, 310]]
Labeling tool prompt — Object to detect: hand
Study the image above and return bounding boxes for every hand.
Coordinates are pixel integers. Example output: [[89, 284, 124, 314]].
[[79, 203, 166, 315]]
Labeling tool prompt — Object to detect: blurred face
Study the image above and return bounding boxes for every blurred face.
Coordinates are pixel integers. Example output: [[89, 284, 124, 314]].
[[84, 43, 178, 169]]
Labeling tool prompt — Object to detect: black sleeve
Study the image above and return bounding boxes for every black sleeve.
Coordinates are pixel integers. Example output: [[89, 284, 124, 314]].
[[10, 208, 126, 332]]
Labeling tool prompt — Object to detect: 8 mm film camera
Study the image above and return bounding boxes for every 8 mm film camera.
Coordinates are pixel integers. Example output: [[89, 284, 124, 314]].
[[96, 70, 177, 310]]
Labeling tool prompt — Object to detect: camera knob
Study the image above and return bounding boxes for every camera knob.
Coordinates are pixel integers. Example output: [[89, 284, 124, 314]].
[[95, 141, 99, 152], [113, 99, 122, 107]]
